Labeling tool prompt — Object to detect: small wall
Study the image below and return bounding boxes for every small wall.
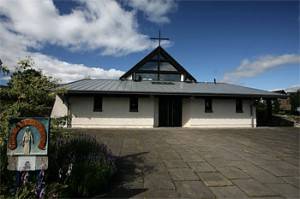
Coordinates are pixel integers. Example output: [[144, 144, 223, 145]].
[[70, 96, 154, 128], [182, 97, 256, 128]]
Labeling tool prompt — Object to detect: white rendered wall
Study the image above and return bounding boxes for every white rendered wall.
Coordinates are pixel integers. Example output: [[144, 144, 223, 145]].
[[51, 95, 257, 128], [51, 95, 68, 118], [70, 96, 154, 128], [182, 97, 256, 128]]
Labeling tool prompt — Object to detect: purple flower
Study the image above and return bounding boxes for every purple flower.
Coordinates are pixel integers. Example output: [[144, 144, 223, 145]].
[[58, 168, 62, 180], [66, 163, 73, 176], [36, 165, 46, 199]]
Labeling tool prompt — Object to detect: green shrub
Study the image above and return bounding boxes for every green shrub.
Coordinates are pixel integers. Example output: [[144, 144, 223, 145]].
[[0, 141, 15, 196], [47, 133, 116, 197], [0, 131, 116, 198]]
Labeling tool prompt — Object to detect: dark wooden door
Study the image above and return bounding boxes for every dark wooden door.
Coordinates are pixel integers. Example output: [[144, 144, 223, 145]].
[[159, 96, 182, 127]]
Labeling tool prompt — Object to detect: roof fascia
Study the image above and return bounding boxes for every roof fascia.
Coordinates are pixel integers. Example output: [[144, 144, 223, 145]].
[[66, 90, 285, 99]]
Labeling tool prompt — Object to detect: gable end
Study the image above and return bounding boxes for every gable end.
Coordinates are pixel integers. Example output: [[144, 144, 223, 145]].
[[120, 46, 197, 82]]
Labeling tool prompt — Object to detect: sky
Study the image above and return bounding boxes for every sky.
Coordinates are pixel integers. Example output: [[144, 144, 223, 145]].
[[0, 0, 299, 90]]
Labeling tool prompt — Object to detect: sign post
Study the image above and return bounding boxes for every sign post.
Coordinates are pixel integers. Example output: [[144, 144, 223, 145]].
[[7, 117, 49, 197]]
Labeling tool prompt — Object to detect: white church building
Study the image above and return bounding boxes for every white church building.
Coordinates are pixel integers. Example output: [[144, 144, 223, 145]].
[[51, 46, 282, 128]]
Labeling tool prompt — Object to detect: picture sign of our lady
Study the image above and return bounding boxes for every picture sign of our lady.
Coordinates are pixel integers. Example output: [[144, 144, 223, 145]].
[[7, 118, 49, 156]]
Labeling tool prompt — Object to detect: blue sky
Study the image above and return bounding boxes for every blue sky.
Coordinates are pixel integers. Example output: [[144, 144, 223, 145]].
[[0, 0, 299, 90]]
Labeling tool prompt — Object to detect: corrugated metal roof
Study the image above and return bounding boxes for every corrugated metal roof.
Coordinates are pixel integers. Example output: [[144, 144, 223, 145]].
[[62, 79, 284, 98]]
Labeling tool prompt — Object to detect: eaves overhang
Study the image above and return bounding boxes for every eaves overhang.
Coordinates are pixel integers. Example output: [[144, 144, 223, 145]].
[[65, 90, 285, 99]]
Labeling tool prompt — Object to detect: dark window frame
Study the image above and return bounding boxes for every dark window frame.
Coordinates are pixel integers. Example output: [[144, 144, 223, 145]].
[[133, 71, 181, 81], [236, 98, 243, 113], [129, 96, 139, 112], [93, 95, 103, 112], [205, 98, 213, 113]]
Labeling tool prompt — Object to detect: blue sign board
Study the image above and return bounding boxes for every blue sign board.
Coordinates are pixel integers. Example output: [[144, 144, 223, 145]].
[[7, 118, 49, 156]]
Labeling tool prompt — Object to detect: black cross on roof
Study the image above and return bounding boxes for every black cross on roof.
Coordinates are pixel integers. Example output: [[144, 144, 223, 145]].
[[150, 30, 169, 47]]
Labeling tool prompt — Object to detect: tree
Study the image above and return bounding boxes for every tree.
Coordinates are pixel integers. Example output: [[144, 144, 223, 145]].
[[0, 58, 62, 139], [272, 99, 280, 114], [0, 59, 9, 75], [290, 91, 300, 115]]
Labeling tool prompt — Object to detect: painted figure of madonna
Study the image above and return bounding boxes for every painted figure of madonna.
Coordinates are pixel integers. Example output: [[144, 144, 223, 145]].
[[22, 127, 34, 155]]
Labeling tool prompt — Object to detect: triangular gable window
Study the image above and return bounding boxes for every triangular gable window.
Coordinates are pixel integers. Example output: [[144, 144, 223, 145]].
[[120, 47, 197, 82], [139, 62, 158, 71], [139, 53, 177, 72], [159, 62, 177, 71]]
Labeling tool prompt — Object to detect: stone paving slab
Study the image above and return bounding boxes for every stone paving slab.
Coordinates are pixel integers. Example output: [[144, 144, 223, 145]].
[[144, 173, 175, 190], [209, 186, 249, 198], [144, 189, 181, 198], [217, 166, 250, 179], [281, 176, 300, 188], [197, 172, 233, 187], [180, 153, 204, 162], [233, 179, 278, 197], [175, 181, 215, 199], [163, 160, 188, 168], [266, 183, 300, 198], [168, 168, 199, 181], [187, 161, 217, 172], [236, 164, 284, 184], [282, 157, 300, 167], [159, 151, 182, 160], [205, 158, 233, 169], [261, 161, 300, 177], [79, 127, 300, 198]]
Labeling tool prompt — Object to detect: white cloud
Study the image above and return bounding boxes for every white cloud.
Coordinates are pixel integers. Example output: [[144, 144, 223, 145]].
[[0, 22, 124, 82], [0, 4, 124, 83], [0, 0, 175, 83], [127, 0, 177, 24], [30, 53, 124, 83], [0, 0, 155, 55], [223, 54, 300, 83]]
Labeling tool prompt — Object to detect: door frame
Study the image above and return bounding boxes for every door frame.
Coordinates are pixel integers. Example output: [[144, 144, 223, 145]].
[[158, 96, 182, 127]]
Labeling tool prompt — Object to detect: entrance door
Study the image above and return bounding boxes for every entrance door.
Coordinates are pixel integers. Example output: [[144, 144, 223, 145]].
[[159, 96, 182, 127]]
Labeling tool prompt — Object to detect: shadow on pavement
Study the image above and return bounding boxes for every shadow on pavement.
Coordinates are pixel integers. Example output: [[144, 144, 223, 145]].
[[101, 152, 153, 198]]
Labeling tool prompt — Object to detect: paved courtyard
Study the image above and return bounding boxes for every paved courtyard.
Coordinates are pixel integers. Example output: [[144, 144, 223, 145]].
[[81, 128, 299, 198]]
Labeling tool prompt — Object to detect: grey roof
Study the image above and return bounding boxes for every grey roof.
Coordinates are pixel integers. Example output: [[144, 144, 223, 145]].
[[62, 79, 284, 98]]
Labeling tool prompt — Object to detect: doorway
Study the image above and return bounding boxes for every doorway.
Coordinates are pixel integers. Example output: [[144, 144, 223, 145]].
[[158, 96, 182, 127]]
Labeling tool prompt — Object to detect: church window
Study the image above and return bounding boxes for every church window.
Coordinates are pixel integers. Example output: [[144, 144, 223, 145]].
[[236, 99, 243, 113], [130, 96, 138, 112], [205, 98, 213, 113], [93, 95, 102, 112]]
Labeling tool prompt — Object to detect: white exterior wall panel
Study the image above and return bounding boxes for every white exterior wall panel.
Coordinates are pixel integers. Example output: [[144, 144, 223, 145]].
[[182, 98, 256, 128], [70, 96, 154, 128], [50, 95, 68, 118]]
